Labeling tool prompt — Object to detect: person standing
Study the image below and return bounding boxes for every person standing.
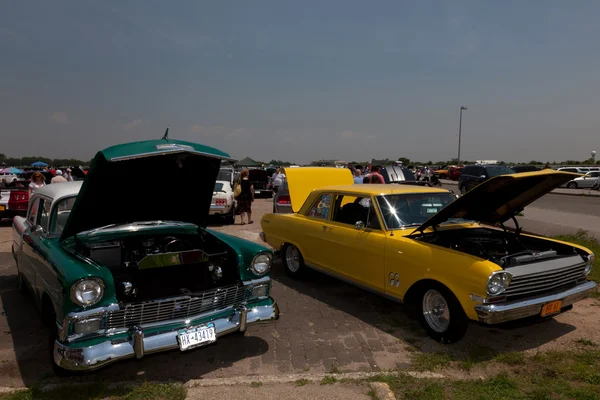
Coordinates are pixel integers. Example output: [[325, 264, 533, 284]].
[[353, 168, 363, 184], [29, 172, 46, 195], [51, 170, 68, 183], [236, 169, 255, 225], [64, 168, 74, 181], [270, 168, 286, 193], [370, 166, 385, 183]]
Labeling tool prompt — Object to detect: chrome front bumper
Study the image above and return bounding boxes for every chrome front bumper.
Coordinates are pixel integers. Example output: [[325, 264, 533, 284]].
[[54, 301, 279, 371], [475, 281, 597, 324]]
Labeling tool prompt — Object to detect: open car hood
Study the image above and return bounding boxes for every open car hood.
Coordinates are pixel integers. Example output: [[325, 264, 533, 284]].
[[285, 167, 354, 212], [413, 170, 579, 233], [60, 138, 234, 241]]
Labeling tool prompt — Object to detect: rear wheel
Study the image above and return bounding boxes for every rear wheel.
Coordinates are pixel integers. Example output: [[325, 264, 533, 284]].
[[283, 244, 305, 277], [418, 285, 468, 344], [225, 207, 235, 224], [567, 182, 578, 189]]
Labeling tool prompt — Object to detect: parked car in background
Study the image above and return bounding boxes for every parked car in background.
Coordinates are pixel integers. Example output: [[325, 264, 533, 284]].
[[217, 166, 237, 186], [447, 166, 464, 181], [11, 138, 279, 372], [380, 165, 431, 187], [0, 187, 29, 219], [458, 164, 515, 194], [272, 179, 292, 213], [563, 171, 600, 189], [511, 165, 541, 173], [260, 169, 595, 343], [249, 168, 273, 198], [434, 166, 453, 179], [558, 167, 589, 174], [210, 180, 236, 224]]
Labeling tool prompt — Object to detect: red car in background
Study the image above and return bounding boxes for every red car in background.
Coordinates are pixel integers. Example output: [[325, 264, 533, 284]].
[[448, 166, 464, 181]]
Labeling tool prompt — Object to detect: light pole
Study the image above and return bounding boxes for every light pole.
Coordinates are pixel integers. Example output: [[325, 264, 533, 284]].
[[457, 106, 467, 165]]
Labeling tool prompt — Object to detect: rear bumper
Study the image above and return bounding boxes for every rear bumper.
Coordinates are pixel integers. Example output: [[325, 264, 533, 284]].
[[209, 205, 233, 215], [0, 209, 26, 219], [475, 281, 596, 324], [54, 299, 279, 371]]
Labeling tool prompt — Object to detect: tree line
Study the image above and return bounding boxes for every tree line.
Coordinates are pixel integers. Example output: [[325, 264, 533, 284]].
[[0, 153, 92, 167]]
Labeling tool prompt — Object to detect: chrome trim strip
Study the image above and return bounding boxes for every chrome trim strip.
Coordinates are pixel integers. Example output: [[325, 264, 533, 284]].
[[475, 280, 597, 324], [110, 149, 236, 162], [54, 301, 278, 371]]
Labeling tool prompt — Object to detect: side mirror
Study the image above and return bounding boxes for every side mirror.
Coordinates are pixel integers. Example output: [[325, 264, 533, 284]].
[[355, 221, 365, 230]]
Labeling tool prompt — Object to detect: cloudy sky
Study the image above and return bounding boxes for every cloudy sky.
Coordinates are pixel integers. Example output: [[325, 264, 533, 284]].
[[1, 1, 599, 163]]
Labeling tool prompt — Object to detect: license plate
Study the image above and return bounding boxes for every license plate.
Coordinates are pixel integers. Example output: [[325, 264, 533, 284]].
[[255, 190, 260, 194], [177, 323, 216, 351], [541, 300, 563, 317], [0, 205, 4, 211]]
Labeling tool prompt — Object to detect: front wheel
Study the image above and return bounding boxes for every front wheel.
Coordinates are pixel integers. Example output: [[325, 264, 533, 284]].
[[418, 285, 468, 344], [283, 244, 305, 277]]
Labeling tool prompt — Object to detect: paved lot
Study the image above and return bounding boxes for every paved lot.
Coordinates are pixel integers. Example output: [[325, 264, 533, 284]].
[[0, 197, 600, 388]]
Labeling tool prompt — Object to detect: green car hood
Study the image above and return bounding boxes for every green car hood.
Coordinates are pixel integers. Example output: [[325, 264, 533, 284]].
[[60, 137, 234, 241]]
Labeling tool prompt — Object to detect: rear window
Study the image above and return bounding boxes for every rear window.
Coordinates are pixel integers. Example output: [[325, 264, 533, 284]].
[[214, 183, 225, 192], [485, 166, 515, 177]]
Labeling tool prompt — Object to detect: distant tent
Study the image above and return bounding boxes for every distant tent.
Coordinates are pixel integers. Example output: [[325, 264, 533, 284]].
[[31, 161, 49, 167], [236, 157, 262, 167]]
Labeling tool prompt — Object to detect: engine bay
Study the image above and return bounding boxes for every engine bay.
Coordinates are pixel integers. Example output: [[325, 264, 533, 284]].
[[414, 227, 580, 268], [78, 232, 239, 303]]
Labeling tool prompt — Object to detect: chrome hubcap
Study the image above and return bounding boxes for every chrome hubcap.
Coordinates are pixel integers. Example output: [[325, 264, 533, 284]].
[[422, 289, 450, 333], [285, 246, 301, 272]]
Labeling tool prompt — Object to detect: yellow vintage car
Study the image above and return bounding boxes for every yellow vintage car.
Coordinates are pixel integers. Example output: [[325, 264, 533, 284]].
[[259, 167, 596, 343]]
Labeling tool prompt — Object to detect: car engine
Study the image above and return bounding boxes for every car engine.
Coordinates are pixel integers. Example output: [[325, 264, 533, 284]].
[[415, 227, 579, 268], [80, 233, 239, 303]]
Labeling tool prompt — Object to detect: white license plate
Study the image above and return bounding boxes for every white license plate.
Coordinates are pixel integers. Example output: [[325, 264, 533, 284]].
[[177, 323, 216, 351], [255, 190, 260, 194]]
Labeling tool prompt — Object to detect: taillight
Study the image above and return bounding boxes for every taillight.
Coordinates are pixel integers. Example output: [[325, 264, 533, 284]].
[[215, 198, 227, 206], [8, 191, 29, 210], [277, 195, 291, 205]]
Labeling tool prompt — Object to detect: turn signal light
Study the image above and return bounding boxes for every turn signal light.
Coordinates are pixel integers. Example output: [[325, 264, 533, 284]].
[[277, 195, 291, 205]]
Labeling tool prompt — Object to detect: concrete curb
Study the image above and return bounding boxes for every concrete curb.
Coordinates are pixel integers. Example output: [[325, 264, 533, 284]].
[[0, 370, 447, 394]]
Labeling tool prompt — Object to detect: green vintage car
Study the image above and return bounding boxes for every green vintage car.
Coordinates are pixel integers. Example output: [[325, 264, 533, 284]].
[[11, 137, 279, 372]]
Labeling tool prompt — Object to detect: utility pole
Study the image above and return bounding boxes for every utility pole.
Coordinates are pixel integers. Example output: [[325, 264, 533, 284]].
[[457, 106, 467, 164]]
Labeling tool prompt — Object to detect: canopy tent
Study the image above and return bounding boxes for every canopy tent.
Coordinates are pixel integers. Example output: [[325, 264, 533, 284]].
[[0, 167, 25, 174], [236, 157, 262, 167], [31, 161, 49, 167]]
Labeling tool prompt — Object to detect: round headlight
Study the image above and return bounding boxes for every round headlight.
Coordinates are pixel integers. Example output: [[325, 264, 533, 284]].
[[585, 253, 595, 275], [70, 278, 104, 307], [251, 253, 272, 276], [486, 271, 511, 296]]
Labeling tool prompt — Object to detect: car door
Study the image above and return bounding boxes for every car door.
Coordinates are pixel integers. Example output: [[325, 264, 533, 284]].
[[318, 194, 386, 291], [296, 192, 336, 270], [20, 198, 42, 292], [581, 172, 600, 188]]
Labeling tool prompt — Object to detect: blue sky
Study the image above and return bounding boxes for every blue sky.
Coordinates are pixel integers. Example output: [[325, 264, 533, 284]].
[[1, 1, 599, 163]]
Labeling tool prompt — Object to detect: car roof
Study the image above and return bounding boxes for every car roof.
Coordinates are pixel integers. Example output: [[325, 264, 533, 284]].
[[314, 184, 450, 195], [34, 181, 83, 199]]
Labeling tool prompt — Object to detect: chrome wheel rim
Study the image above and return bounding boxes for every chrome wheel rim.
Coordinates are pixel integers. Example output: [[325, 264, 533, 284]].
[[285, 245, 301, 272], [422, 289, 450, 333]]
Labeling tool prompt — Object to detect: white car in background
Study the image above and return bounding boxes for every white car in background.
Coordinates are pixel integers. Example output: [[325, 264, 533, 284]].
[[564, 171, 600, 189], [210, 180, 236, 224]]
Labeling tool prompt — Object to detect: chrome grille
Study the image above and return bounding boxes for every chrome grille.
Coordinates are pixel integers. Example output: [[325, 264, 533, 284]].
[[505, 262, 587, 299], [105, 284, 247, 330]]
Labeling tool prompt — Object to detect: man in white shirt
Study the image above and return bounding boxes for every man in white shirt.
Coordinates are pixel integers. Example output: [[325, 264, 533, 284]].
[[270, 168, 286, 193], [51, 169, 68, 183]]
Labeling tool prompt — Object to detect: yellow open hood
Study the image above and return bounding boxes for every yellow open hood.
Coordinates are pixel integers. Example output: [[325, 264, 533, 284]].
[[284, 167, 354, 212]]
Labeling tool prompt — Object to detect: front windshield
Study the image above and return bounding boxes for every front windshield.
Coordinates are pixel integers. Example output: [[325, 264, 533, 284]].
[[486, 166, 515, 177], [376, 192, 468, 229]]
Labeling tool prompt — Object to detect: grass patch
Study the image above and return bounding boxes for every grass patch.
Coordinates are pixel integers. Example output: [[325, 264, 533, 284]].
[[575, 338, 598, 347], [552, 230, 600, 283], [461, 345, 497, 370], [495, 351, 526, 365], [412, 352, 453, 371], [250, 381, 263, 388], [0, 382, 186, 400], [320, 376, 338, 385], [294, 379, 311, 387]]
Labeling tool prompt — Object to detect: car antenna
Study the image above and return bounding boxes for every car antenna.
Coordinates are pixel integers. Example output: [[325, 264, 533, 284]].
[[162, 127, 169, 141]]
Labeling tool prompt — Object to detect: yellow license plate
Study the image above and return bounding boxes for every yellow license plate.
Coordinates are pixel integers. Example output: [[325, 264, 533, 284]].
[[0, 205, 5, 211], [541, 300, 563, 317]]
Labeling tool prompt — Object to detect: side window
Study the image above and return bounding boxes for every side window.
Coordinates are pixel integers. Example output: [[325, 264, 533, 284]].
[[39, 200, 52, 231], [307, 194, 332, 220], [28, 199, 40, 225], [332, 195, 381, 230]]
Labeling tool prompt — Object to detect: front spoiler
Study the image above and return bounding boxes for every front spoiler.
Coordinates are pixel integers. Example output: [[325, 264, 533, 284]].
[[475, 281, 596, 324], [54, 300, 279, 371]]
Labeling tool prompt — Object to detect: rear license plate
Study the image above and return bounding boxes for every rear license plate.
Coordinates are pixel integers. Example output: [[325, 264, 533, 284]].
[[541, 300, 563, 317], [0, 205, 4, 211], [177, 323, 216, 351], [255, 190, 260, 194]]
